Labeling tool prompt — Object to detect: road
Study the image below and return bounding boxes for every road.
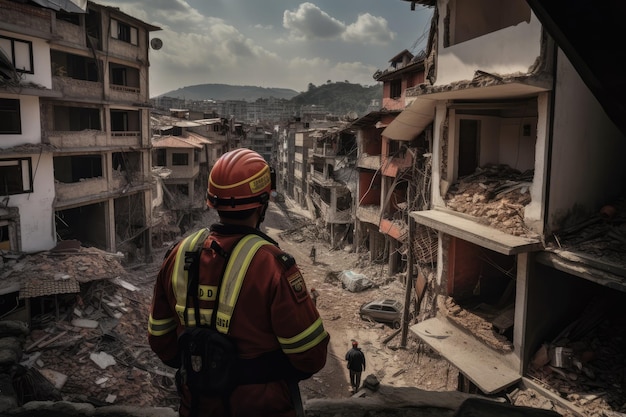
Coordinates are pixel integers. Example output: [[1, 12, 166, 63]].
[[260, 200, 457, 401]]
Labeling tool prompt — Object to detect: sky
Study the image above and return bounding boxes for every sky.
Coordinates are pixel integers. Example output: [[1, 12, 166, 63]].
[[96, 0, 433, 97]]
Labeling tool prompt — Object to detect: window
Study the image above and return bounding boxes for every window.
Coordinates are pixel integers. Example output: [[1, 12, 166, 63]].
[[172, 153, 189, 166], [390, 79, 402, 99], [0, 158, 33, 195], [51, 51, 99, 81], [53, 106, 101, 131], [0, 35, 34, 73], [53, 155, 103, 183], [110, 64, 140, 88], [388, 139, 401, 157], [0, 99, 21, 134], [111, 19, 138, 45], [111, 110, 140, 133], [155, 149, 166, 166], [0, 222, 10, 251]]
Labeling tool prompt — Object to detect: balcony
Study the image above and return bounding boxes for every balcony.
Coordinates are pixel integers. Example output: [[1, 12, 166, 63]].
[[109, 85, 142, 104], [164, 164, 200, 180], [55, 177, 108, 203], [111, 131, 142, 148], [313, 143, 336, 157], [358, 154, 381, 170], [356, 205, 380, 226], [48, 131, 107, 149], [311, 170, 336, 186], [379, 217, 408, 241], [52, 76, 103, 101]]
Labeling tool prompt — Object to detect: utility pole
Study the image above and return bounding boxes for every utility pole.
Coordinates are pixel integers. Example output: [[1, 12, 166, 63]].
[[401, 190, 414, 347]]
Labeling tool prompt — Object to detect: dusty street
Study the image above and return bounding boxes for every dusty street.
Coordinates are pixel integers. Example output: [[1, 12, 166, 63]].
[[261, 199, 458, 402]]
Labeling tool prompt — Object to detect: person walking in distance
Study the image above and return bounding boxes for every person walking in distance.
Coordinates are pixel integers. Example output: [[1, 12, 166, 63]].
[[309, 246, 316, 264], [345, 340, 366, 393], [148, 148, 330, 417]]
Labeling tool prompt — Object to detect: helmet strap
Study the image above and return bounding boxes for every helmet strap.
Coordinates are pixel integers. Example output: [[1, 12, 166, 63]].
[[256, 202, 269, 229]]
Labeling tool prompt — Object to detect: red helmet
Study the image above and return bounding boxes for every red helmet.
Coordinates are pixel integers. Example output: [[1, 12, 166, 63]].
[[207, 148, 271, 211]]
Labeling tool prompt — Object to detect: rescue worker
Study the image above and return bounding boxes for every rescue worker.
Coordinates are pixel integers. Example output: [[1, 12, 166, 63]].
[[148, 148, 330, 417], [345, 340, 366, 393]]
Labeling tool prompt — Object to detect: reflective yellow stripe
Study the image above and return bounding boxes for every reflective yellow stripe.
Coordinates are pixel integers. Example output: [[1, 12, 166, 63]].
[[148, 314, 177, 336], [277, 317, 328, 354], [174, 305, 215, 327], [210, 165, 270, 190], [172, 228, 210, 326], [170, 231, 270, 331], [216, 235, 271, 334]]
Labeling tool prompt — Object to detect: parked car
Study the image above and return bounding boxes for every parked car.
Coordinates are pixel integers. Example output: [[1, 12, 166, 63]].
[[359, 299, 406, 329]]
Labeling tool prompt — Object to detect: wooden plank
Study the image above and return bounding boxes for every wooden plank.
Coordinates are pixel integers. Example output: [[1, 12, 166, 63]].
[[409, 209, 542, 255], [411, 316, 520, 394]]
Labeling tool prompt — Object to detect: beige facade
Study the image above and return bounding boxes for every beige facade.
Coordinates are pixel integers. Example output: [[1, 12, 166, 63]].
[[0, 0, 160, 261]]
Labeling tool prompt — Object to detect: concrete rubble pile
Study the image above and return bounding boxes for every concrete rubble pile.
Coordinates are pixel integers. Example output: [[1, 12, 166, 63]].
[[444, 164, 536, 238]]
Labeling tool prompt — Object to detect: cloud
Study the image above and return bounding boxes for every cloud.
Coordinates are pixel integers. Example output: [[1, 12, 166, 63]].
[[95, 0, 401, 96], [343, 13, 396, 44], [282, 4, 395, 46], [283, 2, 345, 40]]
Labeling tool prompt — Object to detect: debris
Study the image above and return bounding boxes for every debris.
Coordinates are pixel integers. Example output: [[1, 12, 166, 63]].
[[340, 270, 373, 292], [113, 277, 139, 292], [90, 351, 116, 369], [39, 368, 68, 390], [71, 319, 99, 329]]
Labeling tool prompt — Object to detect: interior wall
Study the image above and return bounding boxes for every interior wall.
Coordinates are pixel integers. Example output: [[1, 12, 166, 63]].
[[547, 50, 626, 231], [499, 118, 537, 171]]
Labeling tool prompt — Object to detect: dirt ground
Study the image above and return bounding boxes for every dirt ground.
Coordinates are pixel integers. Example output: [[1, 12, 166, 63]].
[[151, 199, 458, 406], [260, 200, 459, 401]]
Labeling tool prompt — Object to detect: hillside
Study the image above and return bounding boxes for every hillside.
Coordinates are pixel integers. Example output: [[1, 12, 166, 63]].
[[291, 81, 382, 116], [160, 83, 299, 101], [159, 81, 383, 117]]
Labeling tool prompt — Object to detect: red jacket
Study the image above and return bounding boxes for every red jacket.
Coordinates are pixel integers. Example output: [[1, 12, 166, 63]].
[[149, 223, 329, 416]]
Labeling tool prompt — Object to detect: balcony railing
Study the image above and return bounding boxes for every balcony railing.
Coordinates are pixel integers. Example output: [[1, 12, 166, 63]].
[[357, 205, 380, 226], [313, 143, 336, 157]]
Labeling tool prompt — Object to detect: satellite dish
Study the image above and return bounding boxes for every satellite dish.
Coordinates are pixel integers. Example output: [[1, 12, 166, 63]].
[[150, 38, 163, 50]]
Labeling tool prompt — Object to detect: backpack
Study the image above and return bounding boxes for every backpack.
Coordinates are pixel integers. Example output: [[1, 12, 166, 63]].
[[177, 326, 239, 397]]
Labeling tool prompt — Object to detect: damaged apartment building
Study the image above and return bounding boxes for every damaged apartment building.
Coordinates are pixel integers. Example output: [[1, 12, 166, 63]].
[[352, 47, 435, 276], [150, 111, 231, 235], [276, 114, 360, 248], [309, 125, 357, 248], [1, 1, 159, 268], [391, 0, 626, 415]]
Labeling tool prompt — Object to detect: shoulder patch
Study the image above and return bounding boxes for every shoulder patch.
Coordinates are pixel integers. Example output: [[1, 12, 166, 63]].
[[287, 271, 309, 302], [275, 252, 296, 270]]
